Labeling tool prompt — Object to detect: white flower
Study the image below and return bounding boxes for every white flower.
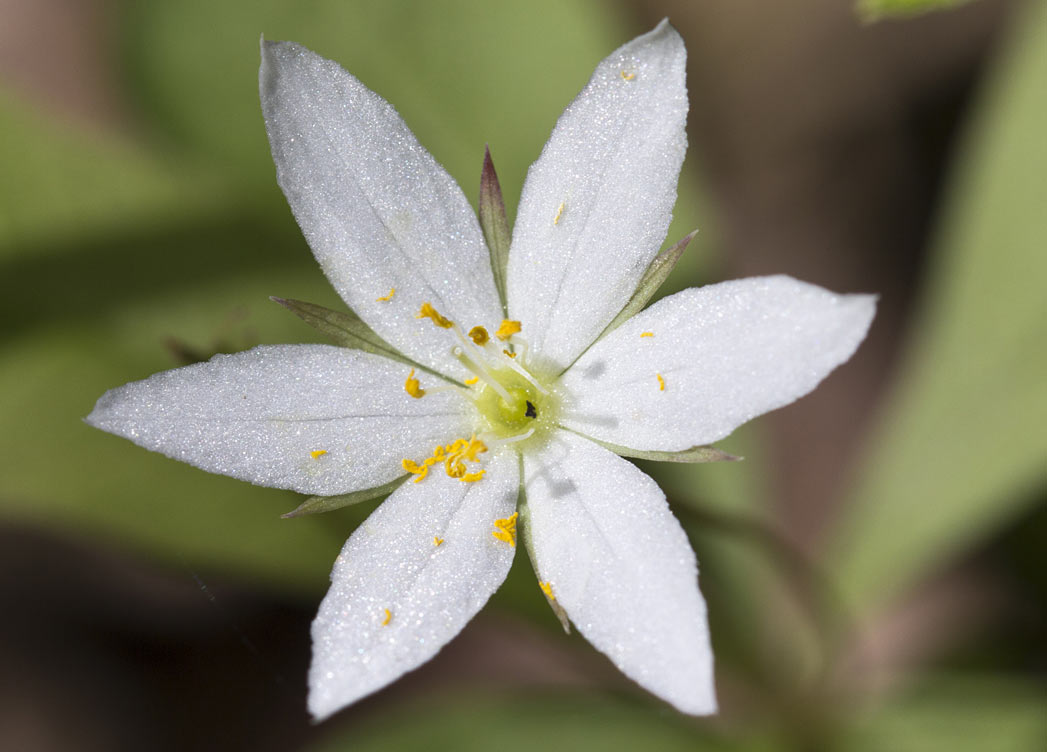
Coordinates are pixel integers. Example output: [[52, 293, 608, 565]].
[[87, 20, 875, 720]]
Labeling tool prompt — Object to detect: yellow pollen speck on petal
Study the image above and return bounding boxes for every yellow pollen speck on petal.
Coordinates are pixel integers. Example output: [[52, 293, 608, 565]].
[[492, 511, 518, 546], [376, 287, 395, 302], [640, 332, 654, 338], [657, 373, 666, 391], [464, 376, 479, 385], [468, 326, 490, 346], [496, 319, 521, 340], [620, 70, 636, 81], [381, 609, 392, 626], [461, 470, 485, 483], [434, 536, 444, 546], [404, 368, 425, 398], [417, 302, 454, 328], [310, 449, 327, 460], [539, 581, 555, 600], [503, 349, 516, 359], [553, 201, 565, 225]]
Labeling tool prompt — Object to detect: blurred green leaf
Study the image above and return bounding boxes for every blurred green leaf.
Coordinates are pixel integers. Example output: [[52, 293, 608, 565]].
[[0, 90, 225, 259], [843, 675, 1047, 752], [830, 0, 1047, 615], [857, 0, 976, 22], [305, 692, 731, 752]]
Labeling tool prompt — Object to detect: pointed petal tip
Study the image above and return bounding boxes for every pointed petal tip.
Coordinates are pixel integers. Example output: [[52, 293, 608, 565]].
[[841, 291, 879, 337], [646, 17, 684, 49]]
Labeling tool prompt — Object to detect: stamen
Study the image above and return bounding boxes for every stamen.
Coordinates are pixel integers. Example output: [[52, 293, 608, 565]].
[[381, 609, 392, 626], [310, 449, 327, 460], [403, 436, 487, 485], [656, 373, 666, 391], [404, 368, 426, 398], [496, 319, 522, 340], [491, 512, 518, 546], [417, 302, 454, 328], [493, 427, 535, 446], [453, 346, 512, 402], [640, 331, 654, 338], [539, 581, 555, 600], [402, 458, 429, 483], [468, 326, 490, 346], [499, 353, 550, 396], [503, 349, 516, 359], [464, 376, 479, 386], [376, 288, 396, 302]]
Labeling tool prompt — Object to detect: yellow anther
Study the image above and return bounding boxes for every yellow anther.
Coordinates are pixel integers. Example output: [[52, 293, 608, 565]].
[[445, 456, 466, 478], [468, 326, 490, 346], [657, 373, 666, 391], [434, 536, 444, 546], [492, 511, 518, 546], [376, 287, 396, 302], [539, 581, 555, 600], [503, 349, 516, 359], [402, 458, 429, 483], [496, 319, 521, 341], [464, 376, 479, 385], [464, 437, 487, 462], [620, 70, 636, 81], [553, 201, 565, 225], [640, 331, 654, 338], [310, 449, 328, 460], [381, 608, 392, 626], [404, 436, 486, 485], [404, 368, 425, 399], [417, 302, 454, 329]]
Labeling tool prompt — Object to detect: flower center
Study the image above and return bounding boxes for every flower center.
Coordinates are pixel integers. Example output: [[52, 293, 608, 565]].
[[473, 364, 556, 441], [412, 301, 558, 446]]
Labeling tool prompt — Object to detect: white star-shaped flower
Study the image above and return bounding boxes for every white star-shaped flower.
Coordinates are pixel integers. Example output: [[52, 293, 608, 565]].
[[87, 20, 875, 720]]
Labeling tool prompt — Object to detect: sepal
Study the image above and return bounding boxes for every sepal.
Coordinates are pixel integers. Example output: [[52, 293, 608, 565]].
[[271, 297, 412, 365], [585, 435, 740, 463], [602, 230, 696, 336], [478, 145, 511, 315], [282, 476, 406, 518]]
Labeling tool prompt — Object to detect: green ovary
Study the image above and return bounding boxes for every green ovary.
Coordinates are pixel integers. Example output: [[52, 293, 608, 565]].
[[475, 366, 557, 440]]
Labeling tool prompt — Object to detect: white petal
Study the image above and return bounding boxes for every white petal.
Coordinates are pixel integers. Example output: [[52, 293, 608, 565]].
[[260, 41, 502, 379], [558, 276, 876, 451], [86, 345, 474, 495], [308, 448, 519, 719], [524, 431, 715, 714], [506, 20, 688, 373]]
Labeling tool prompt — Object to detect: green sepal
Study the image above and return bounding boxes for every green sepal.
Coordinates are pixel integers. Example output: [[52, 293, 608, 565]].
[[587, 436, 740, 464], [478, 145, 511, 315], [281, 476, 406, 518], [271, 297, 411, 365], [602, 229, 697, 336], [517, 476, 571, 634]]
